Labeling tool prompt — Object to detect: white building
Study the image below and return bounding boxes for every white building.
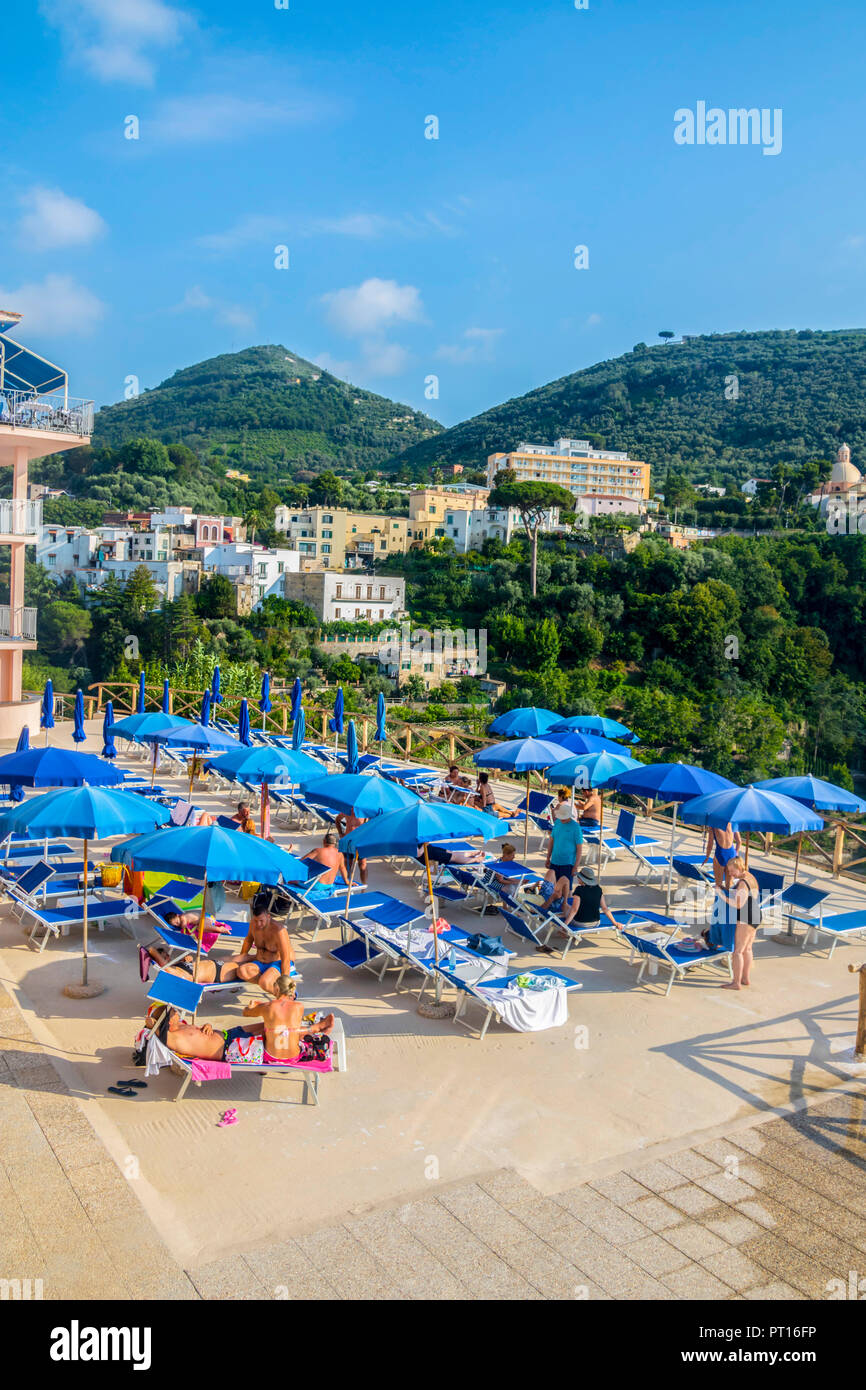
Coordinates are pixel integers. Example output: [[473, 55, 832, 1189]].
[[439, 503, 560, 551], [200, 542, 301, 608], [741, 478, 772, 496], [282, 570, 406, 623], [573, 494, 641, 518]]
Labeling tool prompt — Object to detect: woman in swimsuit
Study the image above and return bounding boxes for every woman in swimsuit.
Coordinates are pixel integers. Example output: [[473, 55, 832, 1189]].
[[703, 821, 742, 888], [718, 856, 762, 990]]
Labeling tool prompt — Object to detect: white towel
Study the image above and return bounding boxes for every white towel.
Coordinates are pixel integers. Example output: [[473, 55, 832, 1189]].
[[476, 981, 569, 1031], [145, 1033, 174, 1076]]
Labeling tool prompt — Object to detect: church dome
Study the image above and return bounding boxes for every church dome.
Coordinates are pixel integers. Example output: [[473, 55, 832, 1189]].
[[830, 444, 861, 487]]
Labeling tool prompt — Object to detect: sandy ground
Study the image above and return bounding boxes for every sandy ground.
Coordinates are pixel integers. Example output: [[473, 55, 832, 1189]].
[[0, 721, 862, 1267]]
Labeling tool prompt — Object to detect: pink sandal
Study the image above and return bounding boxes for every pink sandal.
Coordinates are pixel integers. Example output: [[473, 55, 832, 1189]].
[[217, 1108, 238, 1127]]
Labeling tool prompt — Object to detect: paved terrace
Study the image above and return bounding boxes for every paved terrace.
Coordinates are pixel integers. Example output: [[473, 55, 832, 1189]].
[[1, 723, 865, 1299]]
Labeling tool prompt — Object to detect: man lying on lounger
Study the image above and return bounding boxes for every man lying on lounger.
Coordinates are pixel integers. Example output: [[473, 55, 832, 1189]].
[[156, 977, 334, 1064]]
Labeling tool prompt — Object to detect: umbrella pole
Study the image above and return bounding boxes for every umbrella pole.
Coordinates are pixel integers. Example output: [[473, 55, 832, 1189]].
[[342, 857, 357, 943], [524, 772, 530, 858], [81, 837, 89, 986], [794, 831, 803, 882], [665, 802, 679, 913], [192, 876, 208, 1012], [150, 742, 157, 789], [423, 842, 443, 1002], [744, 831, 751, 869], [261, 782, 269, 839], [596, 792, 605, 882]]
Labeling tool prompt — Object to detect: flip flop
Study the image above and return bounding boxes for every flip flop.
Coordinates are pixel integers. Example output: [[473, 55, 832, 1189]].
[[217, 1108, 238, 1127], [107, 1086, 137, 1097], [117, 1079, 147, 1089]]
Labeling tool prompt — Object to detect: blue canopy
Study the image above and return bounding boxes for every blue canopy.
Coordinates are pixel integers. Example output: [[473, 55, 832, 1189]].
[[0, 786, 170, 841], [40, 680, 54, 732], [0, 746, 124, 788], [680, 785, 823, 834], [113, 712, 192, 743], [753, 775, 866, 815], [546, 729, 628, 757], [609, 761, 736, 801], [290, 677, 302, 722], [162, 678, 170, 714], [111, 824, 312, 885], [340, 800, 504, 858], [488, 707, 560, 738], [474, 736, 566, 772], [102, 701, 117, 761], [346, 720, 359, 775], [551, 715, 638, 743], [199, 690, 211, 726], [259, 672, 272, 714], [10, 725, 28, 801], [238, 698, 251, 747], [375, 691, 387, 744], [72, 689, 86, 744], [211, 666, 222, 705], [546, 750, 642, 788], [292, 707, 305, 751], [205, 744, 322, 786], [137, 672, 146, 714], [329, 687, 344, 736], [300, 773, 418, 818], [161, 722, 241, 755]]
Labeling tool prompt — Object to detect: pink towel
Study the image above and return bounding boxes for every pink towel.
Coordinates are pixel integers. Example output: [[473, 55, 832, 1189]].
[[200, 930, 220, 953], [190, 1059, 232, 1081]]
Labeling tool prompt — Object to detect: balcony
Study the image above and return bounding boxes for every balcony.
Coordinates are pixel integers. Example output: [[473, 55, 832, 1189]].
[[0, 605, 37, 640], [0, 389, 93, 439], [0, 498, 42, 538]]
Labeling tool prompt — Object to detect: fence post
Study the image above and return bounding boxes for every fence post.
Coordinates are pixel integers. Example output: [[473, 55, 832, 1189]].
[[362, 719, 369, 751], [448, 733, 456, 762], [281, 705, 288, 733], [404, 725, 412, 758], [848, 962, 866, 1060], [833, 823, 845, 878]]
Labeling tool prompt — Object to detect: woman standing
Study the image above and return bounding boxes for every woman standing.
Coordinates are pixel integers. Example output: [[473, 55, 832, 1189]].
[[718, 856, 762, 990]]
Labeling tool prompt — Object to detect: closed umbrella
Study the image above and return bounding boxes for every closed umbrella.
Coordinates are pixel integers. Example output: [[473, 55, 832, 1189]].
[[112, 826, 313, 989], [259, 672, 272, 732], [40, 680, 54, 745], [551, 715, 638, 743], [292, 707, 305, 752], [200, 690, 211, 727], [211, 666, 222, 706], [137, 672, 146, 714], [546, 750, 642, 881], [238, 698, 252, 747], [10, 726, 28, 803], [488, 706, 560, 738], [161, 678, 170, 714], [610, 761, 737, 909], [72, 689, 86, 744], [102, 702, 117, 761], [0, 787, 170, 993], [329, 688, 344, 754], [346, 720, 359, 775], [290, 677, 302, 723], [474, 736, 566, 856], [375, 692, 387, 754]]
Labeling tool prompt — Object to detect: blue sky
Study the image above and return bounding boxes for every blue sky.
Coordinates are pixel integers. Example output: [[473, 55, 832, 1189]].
[[3, 0, 866, 426]]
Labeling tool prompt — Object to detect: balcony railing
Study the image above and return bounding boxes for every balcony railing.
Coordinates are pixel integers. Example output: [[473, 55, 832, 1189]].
[[0, 389, 93, 438], [0, 605, 37, 640], [0, 498, 42, 535]]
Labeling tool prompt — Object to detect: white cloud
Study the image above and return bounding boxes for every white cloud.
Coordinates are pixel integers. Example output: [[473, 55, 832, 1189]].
[[842, 235, 866, 250], [435, 327, 503, 365], [314, 338, 411, 383], [321, 278, 424, 337], [197, 215, 283, 254], [172, 285, 254, 331], [0, 274, 106, 335], [42, 0, 189, 86], [17, 187, 107, 251], [585, 312, 602, 327], [150, 92, 327, 144]]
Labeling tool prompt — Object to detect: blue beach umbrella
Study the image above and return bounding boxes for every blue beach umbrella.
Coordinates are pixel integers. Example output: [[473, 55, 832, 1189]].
[[112, 712, 192, 743], [290, 677, 302, 723], [680, 784, 823, 881], [102, 701, 117, 761], [610, 761, 738, 908], [211, 665, 222, 705], [137, 671, 146, 714], [375, 691, 387, 748], [329, 687, 344, 750], [206, 744, 323, 788], [547, 729, 628, 757], [0, 786, 170, 988], [40, 680, 54, 744], [0, 746, 124, 788], [754, 775, 866, 879], [160, 717, 242, 798], [259, 671, 272, 731], [162, 678, 170, 714], [475, 736, 567, 854], [72, 689, 86, 744], [199, 690, 211, 726], [545, 749, 642, 882], [488, 706, 560, 738], [346, 720, 359, 775], [292, 706, 305, 751], [551, 714, 638, 744], [300, 772, 418, 819], [238, 698, 251, 747]]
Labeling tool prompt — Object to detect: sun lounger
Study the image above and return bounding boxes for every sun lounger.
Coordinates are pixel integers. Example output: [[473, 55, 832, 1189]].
[[434, 962, 580, 1039], [24, 895, 142, 952], [786, 902, 866, 956], [285, 879, 394, 939], [2, 860, 91, 915], [617, 910, 733, 994]]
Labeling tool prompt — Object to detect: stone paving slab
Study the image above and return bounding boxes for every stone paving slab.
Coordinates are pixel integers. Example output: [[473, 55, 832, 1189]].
[[2, 979, 865, 1301]]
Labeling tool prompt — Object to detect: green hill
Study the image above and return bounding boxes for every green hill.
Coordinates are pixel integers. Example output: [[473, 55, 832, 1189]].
[[385, 329, 866, 484], [92, 344, 442, 480]]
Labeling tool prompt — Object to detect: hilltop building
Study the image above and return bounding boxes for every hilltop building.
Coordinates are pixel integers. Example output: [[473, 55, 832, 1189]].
[[486, 439, 652, 508]]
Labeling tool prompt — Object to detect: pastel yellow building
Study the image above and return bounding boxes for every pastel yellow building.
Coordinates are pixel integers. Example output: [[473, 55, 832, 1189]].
[[274, 505, 409, 569], [407, 485, 489, 544], [487, 438, 650, 506]]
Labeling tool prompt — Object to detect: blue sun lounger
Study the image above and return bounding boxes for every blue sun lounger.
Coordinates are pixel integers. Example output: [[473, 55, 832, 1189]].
[[144, 921, 299, 988], [617, 910, 733, 994], [24, 895, 143, 952], [433, 963, 581, 1039], [792, 907, 866, 956]]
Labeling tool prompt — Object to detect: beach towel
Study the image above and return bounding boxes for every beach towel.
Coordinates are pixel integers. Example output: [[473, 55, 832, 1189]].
[[476, 980, 568, 1032], [190, 1058, 231, 1081]]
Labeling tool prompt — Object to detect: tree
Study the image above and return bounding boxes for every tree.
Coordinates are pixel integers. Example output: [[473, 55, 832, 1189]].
[[311, 470, 344, 507], [486, 475, 575, 596], [40, 602, 92, 662], [123, 565, 160, 622], [197, 573, 237, 619], [403, 673, 426, 701], [658, 330, 675, 342]]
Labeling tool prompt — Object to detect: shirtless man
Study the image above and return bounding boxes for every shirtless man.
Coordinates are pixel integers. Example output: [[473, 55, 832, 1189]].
[[228, 908, 293, 994], [305, 831, 348, 887], [702, 821, 742, 888], [159, 1010, 260, 1061], [335, 807, 367, 885], [443, 764, 471, 801], [240, 976, 335, 1062]]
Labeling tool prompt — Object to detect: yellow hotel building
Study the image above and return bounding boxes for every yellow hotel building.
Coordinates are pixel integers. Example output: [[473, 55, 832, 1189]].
[[486, 438, 651, 505]]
